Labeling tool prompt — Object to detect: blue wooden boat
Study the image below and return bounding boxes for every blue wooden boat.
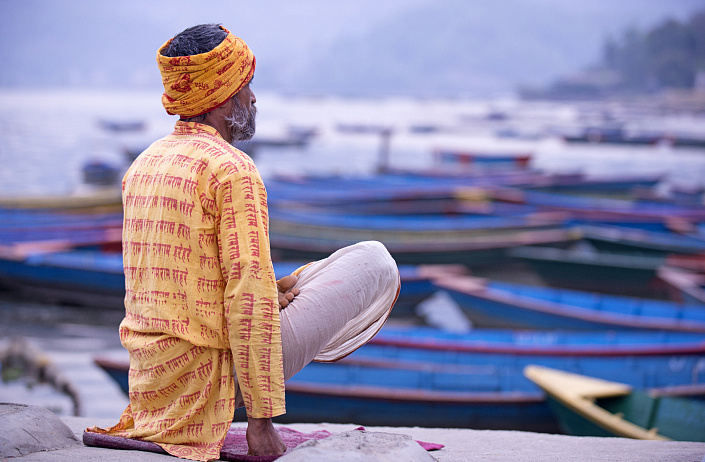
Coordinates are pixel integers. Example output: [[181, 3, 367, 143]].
[[276, 340, 705, 430], [363, 326, 705, 394], [697, 223, 705, 238], [266, 171, 662, 209], [95, 353, 555, 431], [269, 357, 554, 430], [266, 172, 669, 221], [659, 267, 705, 306], [383, 167, 584, 188], [668, 185, 705, 206], [235, 125, 316, 150], [575, 224, 705, 257], [269, 205, 567, 237], [433, 274, 705, 332], [0, 208, 123, 227], [663, 253, 705, 274], [433, 149, 533, 170], [634, 184, 705, 207], [95, 324, 705, 431], [268, 206, 573, 265], [492, 188, 705, 224], [82, 161, 120, 186], [0, 189, 122, 210], [269, 227, 573, 266], [99, 119, 146, 133], [266, 261, 467, 317], [389, 264, 468, 317], [265, 173, 519, 212], [0, 250, 127, 307], [507, 245, 671, 298], [266, 174, 460, 202], [369, 325, 705, 357], [563, 125, 705, 148], [524, 174, 662, 197], [0, 249, 460, 313], [563, 125, 663, 146], [265, 171, 601, 216], [0, 207, 123, 254]]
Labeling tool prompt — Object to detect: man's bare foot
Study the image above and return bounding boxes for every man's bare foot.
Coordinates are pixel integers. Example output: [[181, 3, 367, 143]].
[[277, 275, 300, 309], [246, 417, 286, 456]]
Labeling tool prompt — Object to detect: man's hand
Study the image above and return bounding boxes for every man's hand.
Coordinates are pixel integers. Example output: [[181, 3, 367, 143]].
[[277, 275, 300, 309], [246, 417, 286, 456]]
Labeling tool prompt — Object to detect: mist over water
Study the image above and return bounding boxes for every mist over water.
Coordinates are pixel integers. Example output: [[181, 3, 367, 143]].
[[1, 89, 705, 198]]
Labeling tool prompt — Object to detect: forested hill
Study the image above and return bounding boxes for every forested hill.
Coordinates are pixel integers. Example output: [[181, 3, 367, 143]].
[[602, 9, 705, 91], [2, 1, 703, 98], [528, 9, 705, 99]]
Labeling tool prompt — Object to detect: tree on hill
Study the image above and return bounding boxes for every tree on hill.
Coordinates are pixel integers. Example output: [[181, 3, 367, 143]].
[[526, 9, 705, 99], [602, 9, 705, 92]]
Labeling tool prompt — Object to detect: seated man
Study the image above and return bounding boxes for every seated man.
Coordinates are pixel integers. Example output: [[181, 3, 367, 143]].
[[86, 24, 399, 461]]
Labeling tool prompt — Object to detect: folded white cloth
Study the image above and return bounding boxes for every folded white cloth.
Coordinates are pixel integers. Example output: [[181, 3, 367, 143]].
[[282, 240, 400, 375], [234, 240, 399, 406]]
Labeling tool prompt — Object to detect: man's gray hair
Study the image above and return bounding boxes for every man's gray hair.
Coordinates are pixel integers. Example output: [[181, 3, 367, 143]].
[[161, 24, 228, 58], [162, 24, 229, 121]]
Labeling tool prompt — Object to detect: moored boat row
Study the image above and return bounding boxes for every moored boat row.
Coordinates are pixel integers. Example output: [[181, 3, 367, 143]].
[[94, 323, 705, 431], [2, 155, 705, 438]]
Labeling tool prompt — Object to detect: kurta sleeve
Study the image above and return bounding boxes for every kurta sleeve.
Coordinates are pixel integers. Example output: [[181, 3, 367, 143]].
[[214, 165, 286, 418]]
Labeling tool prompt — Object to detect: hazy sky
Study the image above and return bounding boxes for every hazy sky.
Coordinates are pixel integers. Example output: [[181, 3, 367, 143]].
[[1, 0, 703, 96]]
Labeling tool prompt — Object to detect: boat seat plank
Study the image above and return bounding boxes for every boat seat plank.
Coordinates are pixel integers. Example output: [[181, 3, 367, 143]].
[[525, 365, 631, 399]]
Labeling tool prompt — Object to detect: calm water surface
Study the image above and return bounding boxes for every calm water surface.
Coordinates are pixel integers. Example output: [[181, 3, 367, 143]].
[[2, 89, 705, 197]]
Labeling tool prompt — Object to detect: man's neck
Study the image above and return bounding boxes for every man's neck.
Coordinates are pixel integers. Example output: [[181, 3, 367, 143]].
[[201, 113, 232, 144]]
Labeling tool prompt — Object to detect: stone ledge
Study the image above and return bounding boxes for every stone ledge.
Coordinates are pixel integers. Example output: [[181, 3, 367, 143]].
[[278, 429, 437, 462], [0, 403, 80, 458]]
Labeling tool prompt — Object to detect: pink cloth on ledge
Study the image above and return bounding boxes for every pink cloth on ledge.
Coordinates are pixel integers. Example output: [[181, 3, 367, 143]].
[[83, 426, 443, 461]]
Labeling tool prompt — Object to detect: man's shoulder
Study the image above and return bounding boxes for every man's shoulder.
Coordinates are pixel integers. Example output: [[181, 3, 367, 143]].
[[135, 125, 259, 180], [159, 131, 253, 167], [203, 143, 256, 173], [170, 139, 260, 188]]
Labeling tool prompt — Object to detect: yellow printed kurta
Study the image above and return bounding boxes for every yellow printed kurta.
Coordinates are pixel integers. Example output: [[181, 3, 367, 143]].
[[87, 121, 285, 461]]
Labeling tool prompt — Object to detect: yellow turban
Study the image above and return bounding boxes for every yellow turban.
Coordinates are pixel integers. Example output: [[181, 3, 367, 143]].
[[157, 27, 255, 117]]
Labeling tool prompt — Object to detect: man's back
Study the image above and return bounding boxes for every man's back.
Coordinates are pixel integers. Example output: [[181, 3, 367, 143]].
[[116, 120, 285, 460]]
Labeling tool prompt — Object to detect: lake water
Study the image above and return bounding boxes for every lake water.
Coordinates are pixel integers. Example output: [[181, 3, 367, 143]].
[[2, 88, 705, 419], [1, 88, 705, 198]]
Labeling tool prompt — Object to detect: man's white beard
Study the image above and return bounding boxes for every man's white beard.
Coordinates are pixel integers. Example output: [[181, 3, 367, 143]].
[[226, 98, 256, 144]]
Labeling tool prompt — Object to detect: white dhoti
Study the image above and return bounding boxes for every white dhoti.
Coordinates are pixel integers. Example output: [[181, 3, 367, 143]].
[[235, 240, 400, 407]]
